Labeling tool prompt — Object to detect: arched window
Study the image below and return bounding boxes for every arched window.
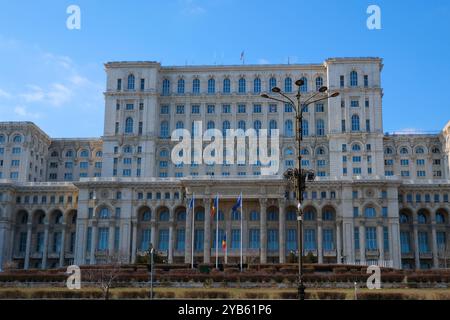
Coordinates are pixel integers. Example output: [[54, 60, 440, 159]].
[[253, 120, 262, 134], [80, 149, 89, 158], [177, 79, 185, 94], [51, 151, 58, 157], [350, 71, 358, 87], [159, 149, 169, 157], [160, 121, 169, 138], [301, 148, 309, 155], [436, 212, 445, 224], [418, 212, 427, 224], [284, 120, 294, 137], [207, 121, 215, 130], [400, 213, 409, 224], [285, 77, 292, 93], [223, 78, 231, 93], [159, 210, 169, 221], [253, 78, 261, 93], [127, 74, 135, 90], [267, 210, 278, 221], [300, 77, 308, 92], [99, 208, 110, 219], [432, 147, 441, 154], [238, 120, 246, 131], [415, 147, 425, 154], [316, 147, 326, 155], [231, 210, 241, 221], [364, 207, 376, 218], [142, 210, 151, 221], [302, 120, 309, 137], [400, 147, 409, 155], [286, 210, 296, 221], [192, 78, 200, 94], [351, 114, 360, 131], [316, 119, 325, 136], [54, 212, 63, 224], [195, 211, 205, 221], [207, 78, 215, 94], [269, 120, 277, 136], [66, 150, 74, 157], [323, 209, 334, 221], [238, 78, 246, 93], [123, 146, 132, 153], [0, 135, 4, 144], [177, 211, 186, 221], [96, 151, 103, 157], [125, 117, 134, 134], [176, 121, 184, 129], [315, 77, 323, 91], [13, 135, 22, 143], [222, 121, 231, 136], [304, 209, 315, 221], [284, 148, 294, 156], [269, 77, 277, 91], [352, 144, 361, 152], [385, 147, 393, 155]]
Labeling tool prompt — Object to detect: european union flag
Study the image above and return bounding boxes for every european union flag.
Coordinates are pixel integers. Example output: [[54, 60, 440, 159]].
[[232, 194, 242, 212]]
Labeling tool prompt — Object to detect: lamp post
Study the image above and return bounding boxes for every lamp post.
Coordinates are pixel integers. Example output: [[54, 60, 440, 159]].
[[262, 80, 339, 300], [148, 243, 154, 300]]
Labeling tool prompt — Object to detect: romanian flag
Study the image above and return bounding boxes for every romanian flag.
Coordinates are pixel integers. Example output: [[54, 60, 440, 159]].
[[222, 234, 227, 251], [211, 195, 219, 218]]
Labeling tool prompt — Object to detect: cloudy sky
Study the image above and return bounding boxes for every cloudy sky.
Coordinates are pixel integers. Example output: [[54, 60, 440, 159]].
[[0, 0, 450, 137]]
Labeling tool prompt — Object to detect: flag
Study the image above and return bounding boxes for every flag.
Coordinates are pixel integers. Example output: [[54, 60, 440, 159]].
[[240, 51, 245, 61], [211, 195, 219, 218], [232, 194, 242, 212], [222, 234, 227, 251], [188, 195, 195, 211]]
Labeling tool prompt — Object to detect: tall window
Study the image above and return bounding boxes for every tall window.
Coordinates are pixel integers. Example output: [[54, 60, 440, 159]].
[[177, 79, 185, 94], [284, 120, 294, 137], [304, 229, 316, 251], [269, 77, 277, 91], [53, 232, 62, 253], [162, 79, 170, 95], [315, 77, 323, 91], [364, 207, 376, 218], [238, 78, 246, 93], [351, 114, 360, 131], [286, 229, 297, 251], [269, 120, 277, 136], [207, 121, 215, 130], [365, 227, 377, 250], [350, 71, 358, 87], [285, 77, 292, 93], [160, 121, 169, 138], [302, 120, 309, 137], [323, 229, 334, 250], [418, 232, 429, 253], [207, 78, 215, 94], [194, 229, 204, 251], [98, 228, 109, 251], [249, 229, 260, 248], [254, 120, 261, 134], [192, 78, 200, 94], [400, 231, 411, 253], [141, 229, 151, 251], [238, 120, 246, 131], [253, 78, 261, 93], [127, 74, 135, 90], [125, 117, 134, 134], [316, 119, 325, 136], [223, 78, 231, 93], [176, 229, 185, 250], [158, 229, 169, 250], [300, 77, 308, 92], [267, 229, 279, 251], [231, 229, 240, 249], [222, 121, 231, 136]]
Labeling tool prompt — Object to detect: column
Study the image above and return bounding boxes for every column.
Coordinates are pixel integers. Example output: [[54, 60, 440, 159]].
[[203, 198, 211, 263], [185, 209, 192, 264], [413, 223, 420, 269], [336, 221, 342, 264], [259, 199, 267, 264], [431, 223, 439, 269], [168, 221, 174, 264], [389, 220, 402, 269], [0, 224, 6, 271], [359, 224, 366, 264], [131, 220, 137, 263], [278, 200, 286, 263], [90, 222, 97, 265], [317, 221, 323, 264], [42, 223, 49, 269], [59, 224, 67, 267], [8, 225, 15, 262], [150, 221, 157, 249], [108, 222, 115, 255], [24, 223, 32, 270], [377, 223, 384, 266]]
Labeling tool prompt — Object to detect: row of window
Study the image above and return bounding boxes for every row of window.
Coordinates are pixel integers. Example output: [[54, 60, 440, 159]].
[[385, 159, 441, 166], [400, 231, 447, 254], [18, 231, 77, 254], [48, 161, 102, 169], [0, 134, 23, 144], [399, 193, 449, 204], [50, 150, 103, 158], [385, 146, 441, 155], [15, 195, 77, 205]]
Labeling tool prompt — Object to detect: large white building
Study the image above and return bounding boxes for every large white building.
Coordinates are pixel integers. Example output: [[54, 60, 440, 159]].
[[1, 57, 450, 270]]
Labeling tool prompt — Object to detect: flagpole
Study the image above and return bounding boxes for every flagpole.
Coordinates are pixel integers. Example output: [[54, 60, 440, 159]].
[[240, 192, 243, 272], [191, 193, 195, 269], [215, 194, 219, 269], [225, 231, 228, 265]]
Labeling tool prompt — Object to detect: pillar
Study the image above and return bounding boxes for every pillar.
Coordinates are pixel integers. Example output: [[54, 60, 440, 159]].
[[377, 223, 384, 266], [203, 198, 211, 263], [24, 223, 32, 270], [259, 199, 267, 264], [317, 221, 323, 264], [90, 222, 97, 265], [431, 223, 439, 269], [42, 223, 49, 269], [185, 208, 192, 264], [131, 220, 137, 263], [108, 222, 115, 255], [413, 223, 420, 269], [359, 224, 366, 264], [336, 221, 342, 264], [278, 200, 286, 263]]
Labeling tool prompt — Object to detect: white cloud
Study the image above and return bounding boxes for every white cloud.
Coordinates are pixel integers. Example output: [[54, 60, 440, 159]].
[[0, 88, 11, 99], [42, 52, 73, 70], [13, 106, 41, 119], [395, 128, 426, 134], [258, 58, 270, 65], [19, 83, 72, 107]]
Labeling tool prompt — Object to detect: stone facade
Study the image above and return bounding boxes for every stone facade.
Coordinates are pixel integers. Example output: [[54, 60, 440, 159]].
[[0, 57, 450, 270]]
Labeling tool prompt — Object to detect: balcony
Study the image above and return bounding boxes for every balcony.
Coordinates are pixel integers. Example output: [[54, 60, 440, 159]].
[[323, 249, 337, 257], [419, 252, 433, 259], [366, 249, 380, 257]]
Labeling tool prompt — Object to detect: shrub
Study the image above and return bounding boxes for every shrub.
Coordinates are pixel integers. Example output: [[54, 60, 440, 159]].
[[0, 290, 28, 299], [116, 290, 148, 299], [356, 292, 418, 300], [243, 292, 270, 299], [316, 291, 347, 300], [184, 290, 230, 299]]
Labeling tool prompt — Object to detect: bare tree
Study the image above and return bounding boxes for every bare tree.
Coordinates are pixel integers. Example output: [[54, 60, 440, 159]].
[[85, 251, 128, 300]]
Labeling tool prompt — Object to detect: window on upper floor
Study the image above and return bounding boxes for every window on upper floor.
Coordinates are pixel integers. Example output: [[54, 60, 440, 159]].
[[177, 79, 185, 94], [223, 78, 230, 93], [127, 74, 135, 90], [350, 71, 358, 87], [125, 117, 134, 134], [315, 76, 323, 91], [299, 77, 307, 92], [253, 78, 261, 93], [238, 78, 246, 93], [316, 119, 325, 136], [207, 78, 215, 94], [351, 114, 360, 131], [285, 77, 292, 93], [269, 77, 277, 91], [192, 78, 200, 94], [162, 79, 170, 95]]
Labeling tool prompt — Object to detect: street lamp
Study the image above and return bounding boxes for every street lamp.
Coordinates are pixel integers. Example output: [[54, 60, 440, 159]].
[[148, 243, 154, 300], [262, 81, 339, 300]]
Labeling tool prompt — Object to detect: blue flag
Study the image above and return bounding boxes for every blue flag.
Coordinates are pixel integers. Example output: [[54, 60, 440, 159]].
[[188, 195, 195, 210], [232, 194, 242, 211]]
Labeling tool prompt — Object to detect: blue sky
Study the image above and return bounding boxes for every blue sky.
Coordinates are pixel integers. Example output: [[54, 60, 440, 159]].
[[0, 0, 449, 138]]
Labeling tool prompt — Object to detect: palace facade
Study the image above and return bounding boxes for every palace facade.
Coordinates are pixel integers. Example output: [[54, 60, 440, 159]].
[[1, 57, 450, 270]]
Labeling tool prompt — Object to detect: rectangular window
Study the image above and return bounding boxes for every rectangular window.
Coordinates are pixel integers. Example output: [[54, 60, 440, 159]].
[[231, 229, 240, 249], [350, 100, 359, 108], [176, 105, 185, 114], [158, 229, 169, 251], [340, 75, 345, 88], [222, 104, 231, 113], [287, 229, 298, 251], [323, 229, 334, 251], [354, 227, 360, 250], [194, 229, 204, 251], [341, 120, 346, 132], [160, 105, 169, 114], [400, 231, 410, 254], [418, 232, 429, 253], [253, 104, 262, 113], [140, 79, 145, 91], [249, 229, 260, 249], [269, 104, 277, 113], [191, 105, 200, 114], [176, 229, 185, 250], [285, 103, 293, 113], [207, 105, 215, 114], [365, 227, 377, 250], [315, 103, 324, 112], [237, 104, 246, 113], [140, 229, 151, 251], [382, 207, 388, 217], [353, 207, 359, 217], [364, 75, 369, 87], [365, 99, 369, 107], [267, 229, 279, 251], [366, 119, 370, 132], [383, 227, 389, 251], [117, 79, 122, 90], [126, 103, 134, 110], [114, 227, 120, 251]]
